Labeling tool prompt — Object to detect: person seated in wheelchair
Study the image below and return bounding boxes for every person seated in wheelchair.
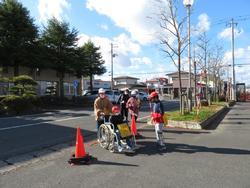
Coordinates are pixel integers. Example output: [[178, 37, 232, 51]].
[[110, 105, 124, 128], [110, 105, 133, 150]]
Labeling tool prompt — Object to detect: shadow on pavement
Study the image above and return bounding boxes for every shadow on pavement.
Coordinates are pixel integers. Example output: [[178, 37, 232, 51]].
[[92, 160, 138, 167], [127, 140, 250, 156], [139, 128, 211, 134], [228, 113, 250, 116], [125, 140, 168, 156], [220, 121, 249, 125], [226, 117, 250, 120], [166, 143, 250, 155], [204, 107, 231, 130]]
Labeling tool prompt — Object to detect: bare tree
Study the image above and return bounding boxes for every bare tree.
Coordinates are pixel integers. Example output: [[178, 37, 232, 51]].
[[196, 32, 210, 100], [208, 44, 225, 102], [156, 0, 188, 114]]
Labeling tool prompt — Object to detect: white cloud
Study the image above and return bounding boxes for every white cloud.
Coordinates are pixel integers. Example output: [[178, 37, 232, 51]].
[[223, 46, 250, 84], [131, 57, 153, 69], [38, 0, 70, 22], [78, 34, 112, 68], [99, 24, 109, 31], [77, 33, 165, 81], [194, 13, 210, 34], [78, 33, 141, 66], [113, 34, 141, 56], [86, 0, 160, 45], [218, 27, 244, 40], [223, 48, 245, 63]]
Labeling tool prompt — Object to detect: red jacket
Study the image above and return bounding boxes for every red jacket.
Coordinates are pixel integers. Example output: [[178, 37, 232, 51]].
[[151, 101, 164, 123]]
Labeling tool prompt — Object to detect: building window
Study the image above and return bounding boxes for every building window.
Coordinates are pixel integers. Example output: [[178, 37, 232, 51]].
[[36, 81, 57, 96], [0, 82, 9, 95], [64, 82, 74, 96]]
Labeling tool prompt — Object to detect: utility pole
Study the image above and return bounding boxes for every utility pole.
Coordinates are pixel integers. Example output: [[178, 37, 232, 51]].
[[231, 18, 236, 101], [227, 19, 237, 101], [111, 43, 114, 91], [187, 3, 192, 112]]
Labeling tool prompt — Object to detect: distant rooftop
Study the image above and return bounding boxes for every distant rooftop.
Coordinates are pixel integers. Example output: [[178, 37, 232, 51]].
[[114, 76, 139, 80]]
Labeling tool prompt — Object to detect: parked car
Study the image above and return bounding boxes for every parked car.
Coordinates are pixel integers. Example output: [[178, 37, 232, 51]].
[[82, 90, 98, 102], [138, 92, 149, 101], [83, 90, 98, 96], [83, 90, 120, 104], [106, 90, 120, 104]]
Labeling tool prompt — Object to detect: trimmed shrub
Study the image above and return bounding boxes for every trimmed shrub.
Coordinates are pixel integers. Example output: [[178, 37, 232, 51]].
[[9, 75, 37, 96], [0, 95, 6, 102], [1, 95, 27, 114], [22, 93, 41, 107], [1, 94, 40, 115], [40, 95, 61, 106]]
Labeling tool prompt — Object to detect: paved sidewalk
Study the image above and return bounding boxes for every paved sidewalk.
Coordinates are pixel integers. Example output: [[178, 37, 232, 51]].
[[0, 102, 250, 188]]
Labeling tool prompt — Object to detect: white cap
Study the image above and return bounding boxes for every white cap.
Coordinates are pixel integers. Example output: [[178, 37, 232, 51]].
[[131, 90, 137, 95], [98, 88, 106, 94]]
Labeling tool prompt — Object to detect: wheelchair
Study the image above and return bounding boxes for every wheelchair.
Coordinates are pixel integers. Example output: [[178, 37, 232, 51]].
[[97, 114, 136, 153]]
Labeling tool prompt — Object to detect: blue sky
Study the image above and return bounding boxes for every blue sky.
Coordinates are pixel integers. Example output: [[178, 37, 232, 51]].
[[19, 0, 250, 84]]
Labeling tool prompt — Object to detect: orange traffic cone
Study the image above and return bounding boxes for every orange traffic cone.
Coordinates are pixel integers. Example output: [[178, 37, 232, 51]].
[[75, 127, 86, 158], [68, 127, 96, 165], [131, 115, 143, 139], [131, 115, 138, 136]]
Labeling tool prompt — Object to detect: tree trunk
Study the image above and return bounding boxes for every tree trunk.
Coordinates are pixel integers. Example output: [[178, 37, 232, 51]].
[[80, 76, 83, 95], [178, 54, 183, 115], [59, 72, 64, 103], [89, 74, 93, 92], [14, 61, 19, 76], [216, 77, 219, 102]]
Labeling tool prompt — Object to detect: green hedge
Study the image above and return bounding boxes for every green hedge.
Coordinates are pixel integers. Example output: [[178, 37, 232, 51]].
[[0, 94, 40, 115], [0, 95, 6, 102]]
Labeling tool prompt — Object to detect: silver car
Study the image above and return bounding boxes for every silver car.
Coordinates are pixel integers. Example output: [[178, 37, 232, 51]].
[[138, 92, 149, 101]]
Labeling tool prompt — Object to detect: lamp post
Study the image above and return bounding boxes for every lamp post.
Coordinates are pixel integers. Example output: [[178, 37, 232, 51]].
[[183, 0, 194, 111], [110, 43, 117, 91], [111, 43, 114, 90]]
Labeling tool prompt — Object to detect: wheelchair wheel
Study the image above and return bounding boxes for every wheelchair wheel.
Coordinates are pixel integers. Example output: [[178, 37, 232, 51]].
[[97, 124, 112, 149], [108, 134, 116, 153]]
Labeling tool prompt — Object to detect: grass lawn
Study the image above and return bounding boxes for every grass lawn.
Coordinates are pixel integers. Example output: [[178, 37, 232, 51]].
[[166, 102, 226, 122]]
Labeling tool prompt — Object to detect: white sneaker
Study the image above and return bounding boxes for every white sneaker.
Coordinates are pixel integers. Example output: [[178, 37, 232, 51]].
[[118, 145, 123, 152], [126, 145, 132, 150], [120, 140, 127, 146]]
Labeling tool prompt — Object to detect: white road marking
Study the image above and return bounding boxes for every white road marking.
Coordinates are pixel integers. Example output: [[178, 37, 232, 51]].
[[0, 112, 54, 120], [0, 115, 151, 132], [0, 116, 83, 131]]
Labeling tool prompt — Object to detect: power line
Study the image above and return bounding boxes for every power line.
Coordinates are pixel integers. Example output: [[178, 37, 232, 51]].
[[211, 15, 250, 26]]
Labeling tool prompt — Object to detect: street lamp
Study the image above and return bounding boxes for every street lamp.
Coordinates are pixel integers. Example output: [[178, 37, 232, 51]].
[[183, 0, 194, 111], [110, 43, 117, 90]]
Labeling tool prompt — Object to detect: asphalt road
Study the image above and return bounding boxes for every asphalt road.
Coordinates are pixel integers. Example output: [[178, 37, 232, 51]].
[[0, 101, 179, 160], [0, 102, 250, 188]]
